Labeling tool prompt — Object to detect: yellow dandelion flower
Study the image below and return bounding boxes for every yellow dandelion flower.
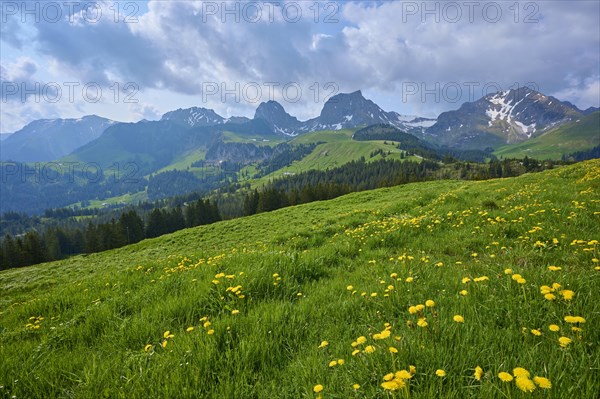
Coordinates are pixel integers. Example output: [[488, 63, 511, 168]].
[[408, 306, 418, 314], [383, 373, 395, 381], [144, 344, 153, 352], [453, 315, 465, 323], [364, 345, 375, 353], [435, 369, 446, 377], [347, 285, 354, 291], [352, 349, 360, 356], [425, 300, 435, 307], [352, 383, 360, 390], [337, 359, 345, 365], [572, 326, 583, 332], [163, 330, 174, 339], [313, 384, 323, 393], [231, 309, 240, 315], [415, 304, 425, 311], [498, 372, 513, 382], [474, 366, 484, 381], [370, 292, 378, 297], [552, 282, 561, 290], [207, 329, 215, 335], [356, 336, 367, 344], [533, 376, 552, 389], [328, 360, 338, 367], [547, 266, 562, 271], [549, 324, 560, 332], [462, 277, 471, 284], [161, 340, 168, 348], [405, 277, 414, 283], [186, 326, 194, 332], [409, 365, 417, 374], [558, 336, 572, 347], [504, 268, 513, 275], [531, 329, 542, 336], [515, 377, 536, 392], [513, 368, 530, 378], [318, 340, 329, 348], [460, 290, 468, 296], [389, 346, 398, 354], [511, 274, 522, 281], [417, 318, 428, 328], [203, 321, 211, 328], [381, 379, 405, 391], [396, 370, 412, 380], [564, 316, 586, 323], [544, 293, 556, 301], [517, 278, 526, 284], [560, 290, 575, 300]]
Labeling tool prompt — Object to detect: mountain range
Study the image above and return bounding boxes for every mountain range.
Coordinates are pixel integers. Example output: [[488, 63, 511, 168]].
[[1, 88, 597, 164]]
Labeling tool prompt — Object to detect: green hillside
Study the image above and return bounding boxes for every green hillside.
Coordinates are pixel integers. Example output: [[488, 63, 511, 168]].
[[494, 111, 600, 160], [1, 160, 599, 398]]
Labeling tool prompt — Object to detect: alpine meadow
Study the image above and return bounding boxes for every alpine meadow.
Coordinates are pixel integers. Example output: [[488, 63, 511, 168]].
[[1, 1, 600, 399]]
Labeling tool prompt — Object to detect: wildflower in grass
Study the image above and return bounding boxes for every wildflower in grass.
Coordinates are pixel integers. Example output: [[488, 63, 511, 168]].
[[144, 344, 153, 352], [435, 262, 444, 267], [186, 326, 194, 332], [552, 283, 561, 290], [548, 266, 562, 271], [161, 340, 168, 348], [498, 372, 513, 382], [435, 369, 446, 377], [531, 329, 542, 336], [462, 277, 471, 284], [347, 285, 354, 291], [389, 346, 398, 354], [560, 290, 575, 300], [415, 304, 425, 311], [460, 290, 468, 296], [381, 379, 405, 391], [409, 306, 418, 314], [544, 293, 556, 300], [405, 277, 414, 283], [516, 377, 536, 392], [207, 329, 215, 335], [513, 368, 530, 378], [549, 324, 560, 332], [352, 349, 360, 356], [517, 278, 526, 284], [409, 365, 416, 374], [313, 384, 323, 393], [384, 373, 394, 381], [533, 376, 552, 389], [390, 273, 398, 278], [417, 318, 428, 328], [356, 336, 367, 344], [373, 329, 391, 340], [474, 276, 489, 282], [564, 315, 586, 324], [203, 321, 211, 328], [558, 336, 572, 347], [318, 340, 329, 348], [337, 359, 345, 365], [231, 309, 240, 315], [353, 383, 360, 390], [425, 300, 435, 307], [474, 366, 484, 381], [163, 330, 175, 339], [328, 360, 337, 367], [453, 315, 464, 323], [512, 274, 522, 281], [364, 345, 375, 353], [504, 268, 513, 275], [572, 326, 583, 332]]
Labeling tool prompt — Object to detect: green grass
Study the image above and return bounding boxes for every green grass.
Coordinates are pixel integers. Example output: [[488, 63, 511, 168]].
[[494, 111, 600, 160], [221, 131, 285, 146], [1, 160, 599, 398]]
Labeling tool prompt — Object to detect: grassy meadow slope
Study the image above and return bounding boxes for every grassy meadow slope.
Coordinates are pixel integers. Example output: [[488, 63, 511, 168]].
[[494, 111, 600, 160], [1, 160, 599, 398]]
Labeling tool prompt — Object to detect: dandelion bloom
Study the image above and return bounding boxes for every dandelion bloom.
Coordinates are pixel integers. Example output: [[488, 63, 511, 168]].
[[564, 316, 586, 324], [207, 329, 215, 335], [517, 278, 526, 284], [549, 324, 560, 332], [415, 304, 425, 311], [405, 277, 414, 283], [408, 306, 418, 314], [381, 379, 405, 391], [515, 377, 536, 392], [533, 376, 552, 389], [498, 372, 513, 382], [425, 300, 435, 307], [313, 384, 323, 393], [409, 365, 417, 374], [462, 277, 472, 284], [318, 340, 329, 348], [417, 318, 428, 328], [356, 336, 367, 344], [144, 344, 153, 352], [474, 366, 484, 381], [231, 309, 240, 315], [364, 345, 375, 353], [435, 369, 446, 377], [203, 321, 211, 328], [347, 285, 354, 291], [560, 290, 575, 300], [352, 349, 360, 356], [460, 290, 468, 296], [531, 329, 542, 336], [161, 340, 168, 348], [558, 336, 572, 347], [544, 293, 556, 301], [513, 368, 530, 378], [163, 330, 175, 339], [453, 315, 464, 323], [511, 274, 522, 281], [547, 266, 562, 271], [328, 360, 337, 367], [504, 268, 513, 275], [337, 359, 345, 365], [352, 383, 360, 390], [389, 346, 398, 354], [186, 326, 194, 332]]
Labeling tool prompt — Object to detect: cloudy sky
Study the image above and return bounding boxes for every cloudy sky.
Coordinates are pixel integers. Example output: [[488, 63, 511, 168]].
[[1, 0, 599, 132]]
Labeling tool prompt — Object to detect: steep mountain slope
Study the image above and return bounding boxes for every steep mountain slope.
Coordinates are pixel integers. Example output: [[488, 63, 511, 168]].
[[0, 115, 117, 162], [494, 110, 600, 159], [160, 107, 226, 127], [426, 87, 584, 149], [0, 133, 12, 141], [1, 160, 598, 398]]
